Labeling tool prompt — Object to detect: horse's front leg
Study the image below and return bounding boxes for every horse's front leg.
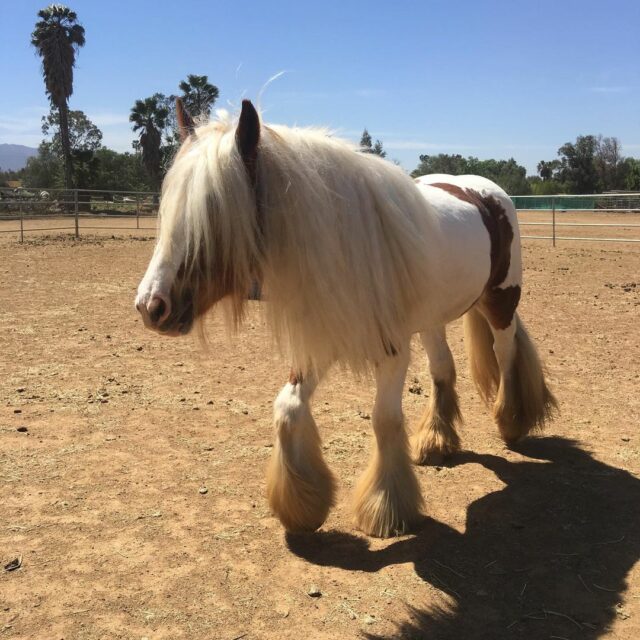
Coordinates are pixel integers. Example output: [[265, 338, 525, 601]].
[[353, 344, 424, 537], [266, 368, 336, 533]]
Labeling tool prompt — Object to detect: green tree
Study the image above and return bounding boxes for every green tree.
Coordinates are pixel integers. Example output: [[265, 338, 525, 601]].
[[130, 96, 169, 192], [71, 148, 99, 192], [31, 4, 85, 189], [594, 136, 623, 191], [537, 159, 562, 182], [528, 176, 566, 195], [621, 157, 640, 191], [411, 154, 531, 194], [360, 129, 387, 157], [178, 74, 219, 119], [411, 153, 470, 177], [22, 143, 63, 188], [39, 108, 102, 195], [91, 148, 152, 192], [477, 158, 531, 194], [537, 161, 551, 181], [372, 140, 387, 158], [41, 107, 102, 156], [0, 167, 26, 186], [557, 135, 600, 194], [148, 92, 183, 164], [360, 129, 373, 151], [154, 93, 179, 141]]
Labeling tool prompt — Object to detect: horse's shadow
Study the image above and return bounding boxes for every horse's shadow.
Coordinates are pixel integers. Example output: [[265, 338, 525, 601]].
[[287, 437, 640, 639]]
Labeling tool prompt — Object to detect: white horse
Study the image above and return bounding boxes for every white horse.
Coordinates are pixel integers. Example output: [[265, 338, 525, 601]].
[[136, 99, 557, 538]]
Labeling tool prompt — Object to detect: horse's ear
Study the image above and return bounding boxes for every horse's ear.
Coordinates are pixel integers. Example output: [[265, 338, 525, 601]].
[[176, 97, 195, 142], [236, 99, 260, 161]]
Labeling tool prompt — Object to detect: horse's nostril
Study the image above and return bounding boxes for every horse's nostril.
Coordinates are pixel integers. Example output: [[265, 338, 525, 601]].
[[148, 297, 167, 324]]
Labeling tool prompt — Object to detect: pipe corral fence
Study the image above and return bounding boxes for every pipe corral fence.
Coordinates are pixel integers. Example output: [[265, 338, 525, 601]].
[[0, 187, 159, 241], [512, 193, 640, 246], [1, 187, 640, 245]]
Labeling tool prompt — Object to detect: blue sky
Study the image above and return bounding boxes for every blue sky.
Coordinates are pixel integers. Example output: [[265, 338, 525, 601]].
[[1, 0, 639, 173]]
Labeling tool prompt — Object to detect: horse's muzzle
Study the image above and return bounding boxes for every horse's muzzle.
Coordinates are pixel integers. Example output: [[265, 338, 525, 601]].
[[135, 291, 194, 337]]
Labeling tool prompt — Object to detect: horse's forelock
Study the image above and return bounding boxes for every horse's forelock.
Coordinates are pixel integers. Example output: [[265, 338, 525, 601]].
[[156, 115, 261, 334]]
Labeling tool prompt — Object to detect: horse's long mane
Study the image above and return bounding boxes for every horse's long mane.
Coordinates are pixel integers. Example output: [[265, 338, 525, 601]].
[[159, 109, 438, 373]]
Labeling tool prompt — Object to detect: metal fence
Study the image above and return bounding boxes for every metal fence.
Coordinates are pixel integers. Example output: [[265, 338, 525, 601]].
[[511, 193, 640, 212], [2, 187, 640, 245], [513, 193, 640, 246], [0, 187, 159, 241]]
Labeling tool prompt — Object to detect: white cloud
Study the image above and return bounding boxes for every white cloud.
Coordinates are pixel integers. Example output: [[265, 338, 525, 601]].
[[268, 87, 387, 102], [384, 140, 480, 151], [0, 109, 46, 146], [87, 112, 130, 127], [101, 129, 136, 153], [0, 114, 43, 136], [352, 88, 387, 98], [0, 133, 42, 148], [0, 108, 136, 151], [588, 86, 632, 94]]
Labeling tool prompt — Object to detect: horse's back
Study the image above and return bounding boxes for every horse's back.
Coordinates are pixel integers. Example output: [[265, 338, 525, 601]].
[[415, 174, 513, 209], [415, 174, 518, 230]]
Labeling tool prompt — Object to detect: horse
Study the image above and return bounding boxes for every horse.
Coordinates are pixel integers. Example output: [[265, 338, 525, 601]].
[[135, 99, 557, 538]]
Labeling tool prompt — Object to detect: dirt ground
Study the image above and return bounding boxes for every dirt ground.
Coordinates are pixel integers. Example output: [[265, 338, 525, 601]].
[[1, 220, 639, 640]]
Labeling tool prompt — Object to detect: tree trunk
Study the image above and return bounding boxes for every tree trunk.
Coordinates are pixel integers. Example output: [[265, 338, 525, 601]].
[[58, 100, 75, 191]]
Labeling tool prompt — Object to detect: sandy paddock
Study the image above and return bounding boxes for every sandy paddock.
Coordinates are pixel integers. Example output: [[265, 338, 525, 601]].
[[1, 217, 639, 639]]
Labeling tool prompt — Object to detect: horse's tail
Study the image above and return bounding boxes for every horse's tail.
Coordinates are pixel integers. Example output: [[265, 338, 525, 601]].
[[463, 306, 500, 403], [463, 307, 558, 442]]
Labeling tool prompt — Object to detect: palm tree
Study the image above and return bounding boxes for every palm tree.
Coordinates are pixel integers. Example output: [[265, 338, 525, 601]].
[[537, 161, 552, 181], [31, 4, 85, 189], [129, 96, 169, 194], [178, 74, 219, 119]]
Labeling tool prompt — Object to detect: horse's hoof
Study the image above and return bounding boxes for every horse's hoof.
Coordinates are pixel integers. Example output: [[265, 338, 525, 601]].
[[413, 449, 446, 466], [411, 432, 460, 466]]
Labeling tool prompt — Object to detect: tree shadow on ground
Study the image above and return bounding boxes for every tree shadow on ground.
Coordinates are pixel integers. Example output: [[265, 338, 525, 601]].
[[287, 437, 640, 639]]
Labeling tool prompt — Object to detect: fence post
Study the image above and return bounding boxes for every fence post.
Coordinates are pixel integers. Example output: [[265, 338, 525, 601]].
[[74, 189, 79, 238], [136, 195, 140, 229], [19, 201, 24, 243], [552, 196, 556, 247]]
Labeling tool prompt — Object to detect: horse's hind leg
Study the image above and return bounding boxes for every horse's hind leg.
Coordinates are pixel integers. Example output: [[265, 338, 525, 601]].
[[266, 369, 336, 533], [412, 327, 462, 465], [353, 343, 424, 537]]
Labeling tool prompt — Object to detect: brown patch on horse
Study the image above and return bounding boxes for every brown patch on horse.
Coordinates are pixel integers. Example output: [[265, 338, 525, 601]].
[[289, 370, 303, 385], [481, 285, 521, 330], [430, 182, 521, 329]]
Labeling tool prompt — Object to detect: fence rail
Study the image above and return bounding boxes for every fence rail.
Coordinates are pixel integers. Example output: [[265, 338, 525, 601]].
[[0, 187, 159, 241], [1, 187, 640, 245], [511, 192, 640, 212], [512, 193, 640, 246]]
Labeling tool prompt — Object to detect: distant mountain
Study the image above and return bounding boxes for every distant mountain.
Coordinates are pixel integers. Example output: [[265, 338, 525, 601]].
[[0, 144, 38, 171]]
